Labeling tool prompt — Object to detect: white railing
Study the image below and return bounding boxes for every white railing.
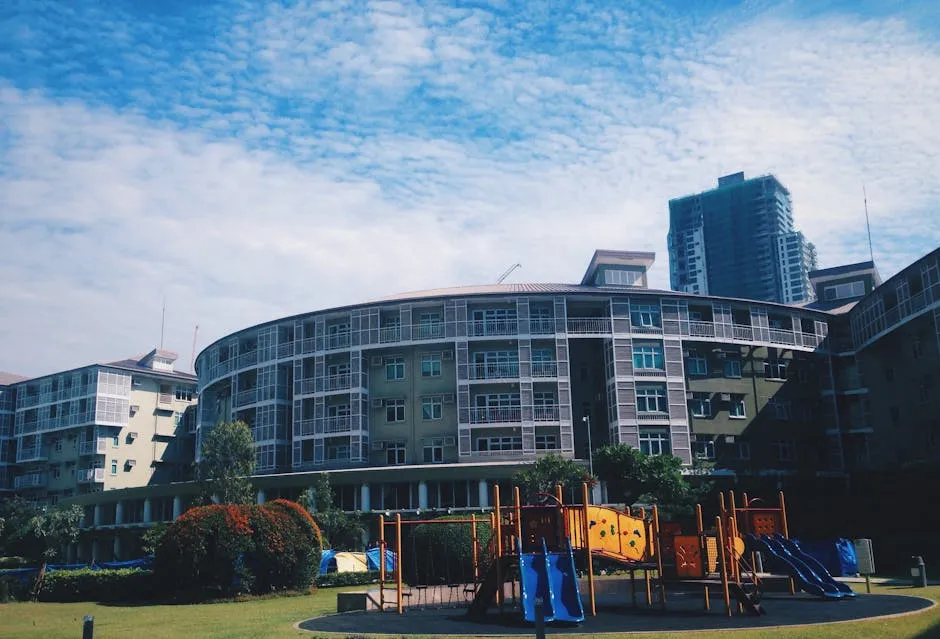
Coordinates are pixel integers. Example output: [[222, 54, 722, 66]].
[[470, 407, 522, 424], [529, 319, 556, 335], [732, 325, 754, 340], [469, 363, 519, 380], [79, 438, 108, 456], [237, 350, 258, 368], [15, 446, 48, 463], [566, 318, 612, 334], [637, 412, 670, 421], [379, 327, 401, 344], [533, 405, 560, 421], [769, 329, 796, 345], [324, 416, 353, 433], [296, 419, 316, 437], [14, 473, 47, 489], [77, 468, 105, 483], [276, 342, 293, 358], [531, 361, 558, 378], [412, 322, 445, 340], [631, 324, 662, 334], [297, 379, 316, 395], [326, 332, 351, 350], [235, 388, 258, 406], [325, 374, 352, 392], [633, 368, 666, 377], [689, 321, 715, 337], [468, 319, 518, 337]]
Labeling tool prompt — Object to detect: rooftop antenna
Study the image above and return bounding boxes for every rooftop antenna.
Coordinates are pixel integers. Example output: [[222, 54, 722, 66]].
[[863, 184, 874, 263], [190, 324, 199, 374], [496, 263, 522, 284], [160, 296, 166, 350]]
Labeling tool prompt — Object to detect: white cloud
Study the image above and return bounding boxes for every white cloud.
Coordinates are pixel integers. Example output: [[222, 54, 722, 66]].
[[1, 1, 939, 377]]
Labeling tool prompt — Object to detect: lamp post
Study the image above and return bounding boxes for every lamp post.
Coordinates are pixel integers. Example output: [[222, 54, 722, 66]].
[[582, 415, 594, 478]]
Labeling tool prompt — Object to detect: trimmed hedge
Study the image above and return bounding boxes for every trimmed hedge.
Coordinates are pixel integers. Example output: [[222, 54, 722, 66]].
[[316, 571, 379, 588], [406, 515, 492, 586], [0, 573, 35, 602], [37, 568, 155, 603], [154, 500, 322, 600]]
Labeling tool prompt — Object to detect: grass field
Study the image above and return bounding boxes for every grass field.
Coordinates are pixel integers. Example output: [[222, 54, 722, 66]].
[[1, 583, 937, 639]]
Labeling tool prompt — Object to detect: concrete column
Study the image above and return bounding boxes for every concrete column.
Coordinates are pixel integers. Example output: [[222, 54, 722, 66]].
[[67, 543, 76, 564], [93, 505, 102, 527], [256, 489, 266, 505], [92, 539, 100, 564], [360, 483, 371, 512], [478, 479, 489, 508], [113, 536, 121, 561], [114, 501, 124, 525], [143, 499, 152, 524], [591, 483, 602, 505], [418, 481, 428, 510], [172, 496, 182, 519]]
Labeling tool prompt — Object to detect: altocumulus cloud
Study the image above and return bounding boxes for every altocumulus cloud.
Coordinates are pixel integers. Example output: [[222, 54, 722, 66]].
[[0, 0, 939, 376]]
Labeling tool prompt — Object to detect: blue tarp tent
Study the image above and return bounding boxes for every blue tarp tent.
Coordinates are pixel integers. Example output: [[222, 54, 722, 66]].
[[318, 548, 397, 575], [98, 556, 153, 570], [366, 547, 396, 572], [793, 538, 858, 577]]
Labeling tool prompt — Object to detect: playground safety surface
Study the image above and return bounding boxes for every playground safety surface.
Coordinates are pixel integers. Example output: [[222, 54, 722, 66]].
[[298, 590, 934, 635]]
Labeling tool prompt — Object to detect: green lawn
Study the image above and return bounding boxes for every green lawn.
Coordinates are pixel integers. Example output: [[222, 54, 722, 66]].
[[0, 583, 937, 639]]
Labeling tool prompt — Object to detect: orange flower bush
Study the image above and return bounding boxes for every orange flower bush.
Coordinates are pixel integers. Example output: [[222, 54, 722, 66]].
[[154, 500, 322, 599]]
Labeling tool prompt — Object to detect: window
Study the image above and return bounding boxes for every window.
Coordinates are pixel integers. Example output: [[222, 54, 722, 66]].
[[423, 439, 445, 463], [326, 443, 349, 461], [689, 393, 711, 418], [764, 361, 788, 380], [686, 356, 708, 376], [729, 397, 747, 419], [385, 399, 406, 423], [631, 305, 660, 327], [639, 429, 670, 456], [603, 269, 642, 286], [633, 344, 664, 369], [112, 435, 119, 447], [736, 441, 751, 460], [636, 385, 668, 413], [54, 439, 63, 452], [773, 440, 796, 462], [769, 399, 791, 420], [386, 441, 406, 465], [110, 460, 118, 475], [420, 354, 442, 378], [912, 340, 923, 360], [797, 367, 810, 384], [535, 435, 559, 450], [386, 357, 405, 381], [173, 412, 183, 427], [418, 312, 442, 338], [724, 360, 742, 378], [477, 436, 522, 452], [53, 466, 61, 479], [823, 280, 865, 301], [421, 396, 443, 420], [175, 387, 193, 401], [693, 435, 715, 460]]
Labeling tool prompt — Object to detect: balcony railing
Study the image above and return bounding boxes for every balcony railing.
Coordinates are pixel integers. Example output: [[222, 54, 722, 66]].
[[15, 446, 49, 463], [468, 320, 518, 337], [633, 368, 667, 377], [413, 322, 445, 340], [731, 325, 753, 340], [768, 328, 796, 346], [14, 473, 47, 490], [531, 361, 558, 378], [79, 438, 108, 456], [77, 468, 106, 484], [276, 342, 293, 358], [235, 387, 258, 406], [324, 416, 353, 433], [237, 350, 259, 369], [470, 407, 522, 424], [324, 374, 352, 392], [689, 321, 715, 337], [533, 405, 560, 421], [566, 318, 611, 334], [326, 332, 351, 350], [636, 411, 670, 422], [379, 326, 401, 344], [296, 373, 367, 395], [631, 323, 663, 334], [529, 319, 556, 335], [469, 363, 519, 380]]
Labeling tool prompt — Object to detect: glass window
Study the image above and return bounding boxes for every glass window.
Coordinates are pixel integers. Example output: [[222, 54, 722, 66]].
[[421, 396, 443, 420], [385, 399, 406, 423], [633, 344, 664, 369], [724, 360, 742, 378], [420, 354, 442, 378], [636, 385, 668, 413], [386, 357, 406, 381], [110, 460, 118, 475], [631, 305, 660, 327], [423, 440, 444, 463], [689, 393, 711, 418], [639, 429, 670, 455], [386, 442, 406, 465], [686, 357, 708, 376], [773, 440, 796, 462], [693, 435, 715, 460], [729, 397, 747, 419]]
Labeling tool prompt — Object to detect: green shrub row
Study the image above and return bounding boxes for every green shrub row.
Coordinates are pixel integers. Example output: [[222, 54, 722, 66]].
[[0, 557, 35, 569], [315, 571, 379, 588], [37, 568, 156, 603], [0, 573, 35, 602]]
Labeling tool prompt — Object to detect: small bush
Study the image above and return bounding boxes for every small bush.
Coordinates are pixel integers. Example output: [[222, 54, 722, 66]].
[[0, 572, 37, 602], [316, 571, 379, 588], [407, 515, 492, 586], [37, 568, 155, 603]]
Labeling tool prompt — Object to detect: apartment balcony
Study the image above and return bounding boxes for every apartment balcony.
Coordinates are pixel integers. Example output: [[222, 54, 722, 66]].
[[296, 372, 367, 396], [413, 322, 445, 341], [636, 412, 671, 423], [157, 393, 174, 409], [468, 319, 518, 338], [276, 342, 293, 359], [323, 416, 354, 434], [768, 329, 796, 346], [15, 446, 49, 463], [14, 473, 47, 490], [379, 326, 401, 344], [529, 319, 556, 335], [469, 363, 519, 381], [79, 438, 108, 456], [470, 407, 522, 424], [688, 321, 715, 338], [566, 318, 611, 335], [633, 368, 667, 378], [236, 350, 259, 369], [531, 361, 558, 378], [326, 332, 351, 351], [731, 325, 753, 340], [77, 467, 106, 484], [533, 405, 560, 422], [630, 323, 663, 335], [235, 387, 258, 407]]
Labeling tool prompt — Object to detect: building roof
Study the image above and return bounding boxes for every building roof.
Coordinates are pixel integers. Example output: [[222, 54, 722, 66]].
[[104, 357, 196, 382], [0, 371, 29, 386], [808, 260, 882, 286], [579, 250, 656, 286]]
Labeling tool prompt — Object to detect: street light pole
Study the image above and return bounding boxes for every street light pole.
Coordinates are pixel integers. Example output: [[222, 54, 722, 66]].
[[582, 415, 593, 478]]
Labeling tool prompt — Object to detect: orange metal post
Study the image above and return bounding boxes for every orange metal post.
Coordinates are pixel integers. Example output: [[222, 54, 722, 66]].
[[715, 515, 731, 617], [695, 503, 706, 578], [581, 482, 596, 616], [779, 491, 794, 595], [494, 484, 503, 612], [379, 514, 386, 611], [644, 569, 652, 606], [652, 504, 667, 608], [471, 514, 479, 586], [513, 486, 523, 546], [555, 483, 563, 505], [395, 513, 403, 615]]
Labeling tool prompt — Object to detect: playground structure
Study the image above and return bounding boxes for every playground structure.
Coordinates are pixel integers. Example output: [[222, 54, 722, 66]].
[[372, 483, 855, 624]]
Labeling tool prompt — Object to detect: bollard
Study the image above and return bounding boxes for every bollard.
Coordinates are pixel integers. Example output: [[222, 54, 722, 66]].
[[82, 615, 94, 639], [534, 596, 546, 639], [911, 556, 927, 588]]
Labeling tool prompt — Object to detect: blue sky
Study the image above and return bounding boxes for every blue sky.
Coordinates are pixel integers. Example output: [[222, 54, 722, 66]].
[[1, 0, 939, 376]]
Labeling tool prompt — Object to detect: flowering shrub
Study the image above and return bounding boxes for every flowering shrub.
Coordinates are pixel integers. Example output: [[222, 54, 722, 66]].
[[154, 501, 322, 599]]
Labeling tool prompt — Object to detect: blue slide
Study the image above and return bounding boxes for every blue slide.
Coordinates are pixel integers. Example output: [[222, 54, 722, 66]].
[[544, 538, 586, 623], [774, 535, 856, 598], [518, 539, 556, 623], [745, 534, 844, 599]]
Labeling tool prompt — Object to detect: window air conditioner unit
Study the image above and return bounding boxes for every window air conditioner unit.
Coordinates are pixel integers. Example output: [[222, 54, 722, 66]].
[[371, 398, 384, 409], [444, 437, 456, 447], [442, 350, 454, 361], [720, 393, 732, 402], [126, 459, 137, 468], [371, 441, 385, 451], [128, 432, 138, 440], [370, 356, 384, 367], [724, 435, 735, 444], [686, 392, 694, 400], [443, 393, 455, 404]]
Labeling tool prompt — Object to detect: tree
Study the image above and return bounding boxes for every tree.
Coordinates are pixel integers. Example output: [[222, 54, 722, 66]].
[[0, 498, 82, 562], [512, 454, 592, 502], [594, 444, 690, 509], [198, 420, 256, 505], [140, 522, 168, 556], [300, 473, 365, 551]]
